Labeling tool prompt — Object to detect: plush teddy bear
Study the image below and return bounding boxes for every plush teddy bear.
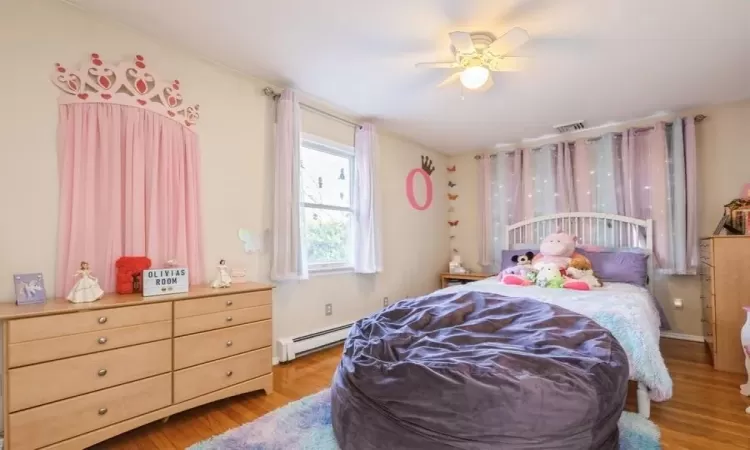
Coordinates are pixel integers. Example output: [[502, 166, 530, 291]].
[[532, 231, 578, 269], [565, 256, 602, 288]]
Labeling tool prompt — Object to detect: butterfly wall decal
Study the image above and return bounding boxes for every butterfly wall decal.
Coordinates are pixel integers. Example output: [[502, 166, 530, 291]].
[[449, 235, 456, 239], [448, 181, 456, 188], [448, 206, 455, 213], [448, 220, 459, 227], [448, 194, 458, 200], [447, 165, 456, 172]]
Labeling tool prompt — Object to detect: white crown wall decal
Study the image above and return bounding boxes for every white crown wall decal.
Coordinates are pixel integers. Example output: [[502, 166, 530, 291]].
[[51, 53, 199, 128]]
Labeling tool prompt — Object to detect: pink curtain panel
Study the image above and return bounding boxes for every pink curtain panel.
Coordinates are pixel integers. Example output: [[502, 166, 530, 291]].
[[56, 103, 205, 296]]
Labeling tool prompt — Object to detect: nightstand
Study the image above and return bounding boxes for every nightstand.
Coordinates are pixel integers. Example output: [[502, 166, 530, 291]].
[[440, 272, 495, 289]]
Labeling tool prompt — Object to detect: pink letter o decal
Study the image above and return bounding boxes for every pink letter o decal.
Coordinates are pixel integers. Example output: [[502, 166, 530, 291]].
[[406, 168, 433, 211]]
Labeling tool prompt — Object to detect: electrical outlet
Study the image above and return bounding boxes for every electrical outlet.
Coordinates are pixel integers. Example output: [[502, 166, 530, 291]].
[[325, 303, 333, 316], [383, 297, 389, 307], [673, 298, 684, 309]]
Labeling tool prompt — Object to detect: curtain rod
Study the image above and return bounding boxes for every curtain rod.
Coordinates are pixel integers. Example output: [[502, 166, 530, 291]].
[[478, 114, 708, 157], [262, 87, 362, 130]]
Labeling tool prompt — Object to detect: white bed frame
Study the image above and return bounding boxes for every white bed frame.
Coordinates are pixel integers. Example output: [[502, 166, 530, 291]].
[[505, 212, 654, 418]]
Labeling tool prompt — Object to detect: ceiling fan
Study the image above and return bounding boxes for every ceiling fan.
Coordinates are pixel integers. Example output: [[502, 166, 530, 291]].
[[416, 28, 530, 91]]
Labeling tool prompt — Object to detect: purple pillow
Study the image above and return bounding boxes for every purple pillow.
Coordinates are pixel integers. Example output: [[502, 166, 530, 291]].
[[577, 249, 649, 286]]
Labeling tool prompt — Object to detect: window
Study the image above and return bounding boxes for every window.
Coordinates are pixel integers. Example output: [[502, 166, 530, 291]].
[[299, 134, 355, 272]]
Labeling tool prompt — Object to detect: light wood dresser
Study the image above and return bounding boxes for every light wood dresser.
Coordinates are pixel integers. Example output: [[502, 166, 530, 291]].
[[699, 236, 750, 373], [0, 283, 273, 450]]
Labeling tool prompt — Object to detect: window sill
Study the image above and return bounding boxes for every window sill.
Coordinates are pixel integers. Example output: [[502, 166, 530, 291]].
[[309, 266, 355, 277]]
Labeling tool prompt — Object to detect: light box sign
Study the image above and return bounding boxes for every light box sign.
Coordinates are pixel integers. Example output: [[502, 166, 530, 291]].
[[143, 268, 189, 297]]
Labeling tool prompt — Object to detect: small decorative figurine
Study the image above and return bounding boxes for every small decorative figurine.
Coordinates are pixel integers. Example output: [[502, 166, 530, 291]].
[[210, 259, 232, 288], [67, 261, 104, 303]]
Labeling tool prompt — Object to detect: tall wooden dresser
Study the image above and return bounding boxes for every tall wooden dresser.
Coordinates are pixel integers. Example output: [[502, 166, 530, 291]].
[[0, 283, 273, 450], [700, 236, 750, 373]]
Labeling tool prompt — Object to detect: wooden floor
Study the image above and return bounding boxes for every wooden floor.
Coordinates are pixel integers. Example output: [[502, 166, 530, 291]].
[[97, 338, 750, 449]]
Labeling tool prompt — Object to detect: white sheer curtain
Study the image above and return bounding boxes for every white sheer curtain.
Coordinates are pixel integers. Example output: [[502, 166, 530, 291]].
[[482, 119, 697, 273], [663, 118, 698, 274], [479, 151, 521, 268], [271, 90, 308, 281], [353, 123, 382, 273], [531, 145, 556, 216]]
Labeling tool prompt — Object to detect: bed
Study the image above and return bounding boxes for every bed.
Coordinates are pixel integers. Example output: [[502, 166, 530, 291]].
[[330, 213, 672, 449], [463, 212, 672, 417]]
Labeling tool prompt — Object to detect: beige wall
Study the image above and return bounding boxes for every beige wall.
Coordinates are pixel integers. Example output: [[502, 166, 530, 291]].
[[0, 0, 448, 346], [448, 99, 750, 337]]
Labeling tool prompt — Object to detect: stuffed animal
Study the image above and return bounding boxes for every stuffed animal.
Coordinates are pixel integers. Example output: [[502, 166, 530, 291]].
[[502, 251, 535, 276], [534, 262, 565, 288], [566, 256, 602, 288], [532, 231, 580, 269], [500, 251, 537, 286]]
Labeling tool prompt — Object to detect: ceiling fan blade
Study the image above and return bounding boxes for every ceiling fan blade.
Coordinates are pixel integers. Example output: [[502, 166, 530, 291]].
[[488, 27, 530, 57], [437, 71, 462, 87], [415, 62, 460, 69], [448, 31, 476, 54], [488, 57, 529, 72]]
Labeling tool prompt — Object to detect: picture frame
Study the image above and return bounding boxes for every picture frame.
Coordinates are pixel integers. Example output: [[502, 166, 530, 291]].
[[13, 273, 47, 305]]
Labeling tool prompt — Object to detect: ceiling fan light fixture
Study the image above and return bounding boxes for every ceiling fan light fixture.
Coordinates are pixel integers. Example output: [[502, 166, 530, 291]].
[[459, 66, 490, 90]]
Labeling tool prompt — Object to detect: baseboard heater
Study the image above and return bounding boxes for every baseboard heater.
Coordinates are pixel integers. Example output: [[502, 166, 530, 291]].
[[277, 322, 353, 362]]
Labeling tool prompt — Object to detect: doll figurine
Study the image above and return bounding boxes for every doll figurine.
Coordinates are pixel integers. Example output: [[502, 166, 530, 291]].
[[210, 259, 232, 288], [67, 261, 104, 303]]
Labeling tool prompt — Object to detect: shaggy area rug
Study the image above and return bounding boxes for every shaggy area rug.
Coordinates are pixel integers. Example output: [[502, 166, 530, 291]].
[[189, 389, 660, 450]]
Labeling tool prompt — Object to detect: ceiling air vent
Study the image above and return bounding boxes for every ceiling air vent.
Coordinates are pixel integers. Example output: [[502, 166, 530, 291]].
[[553, 121, 585, 134]]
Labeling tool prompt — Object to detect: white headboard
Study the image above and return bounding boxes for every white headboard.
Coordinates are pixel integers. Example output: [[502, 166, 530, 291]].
[[505, 212, 654, 290]]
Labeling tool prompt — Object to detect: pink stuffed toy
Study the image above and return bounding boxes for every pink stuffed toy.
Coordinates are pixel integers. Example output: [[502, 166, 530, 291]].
[[532, 231, 578, 269]]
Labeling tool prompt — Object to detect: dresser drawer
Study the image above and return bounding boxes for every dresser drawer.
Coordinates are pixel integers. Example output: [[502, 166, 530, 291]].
[[174, 347, 272, 403], [8, 374, 171, 450], [175, 290, 271, 318], [175, 320, 272, 369], [8, 320, 171, 368], [175, 304, 272, 336], [8, 303, 171, 343], [699, 239, 713, 266], [8, 339, 171, 412]]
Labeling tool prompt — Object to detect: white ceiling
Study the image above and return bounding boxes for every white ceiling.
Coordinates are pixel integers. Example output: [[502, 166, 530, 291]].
[[68, 0, 750, 154]]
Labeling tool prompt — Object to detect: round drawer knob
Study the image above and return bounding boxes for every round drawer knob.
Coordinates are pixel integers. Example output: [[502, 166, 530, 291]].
[[226, 370, 233, 377], [226, 316, 233, 322], [98, 407, 108, 416], [226, 300, 233, 306], [98, 316, 107, 324], [226, 340, 233, 347], [98, 368, 108, 377], [98, 337, 108, 345]]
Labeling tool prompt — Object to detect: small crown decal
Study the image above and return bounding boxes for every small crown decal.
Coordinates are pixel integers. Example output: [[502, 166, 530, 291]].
[[421, 155, 435, 175], [52, 53, 199, 128]]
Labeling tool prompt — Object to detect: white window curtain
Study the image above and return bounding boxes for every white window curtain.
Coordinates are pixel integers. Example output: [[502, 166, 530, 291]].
[[353, 123, 382, 273], [271, 90, 308, 281]]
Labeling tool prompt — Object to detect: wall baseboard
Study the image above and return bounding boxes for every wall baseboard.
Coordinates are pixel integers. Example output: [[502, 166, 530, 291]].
[[660, 331, 705, 342], [272, 356, 280, 366]]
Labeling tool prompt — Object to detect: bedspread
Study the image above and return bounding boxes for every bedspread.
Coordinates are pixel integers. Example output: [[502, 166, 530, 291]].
[[439, 279, 672, 401]]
